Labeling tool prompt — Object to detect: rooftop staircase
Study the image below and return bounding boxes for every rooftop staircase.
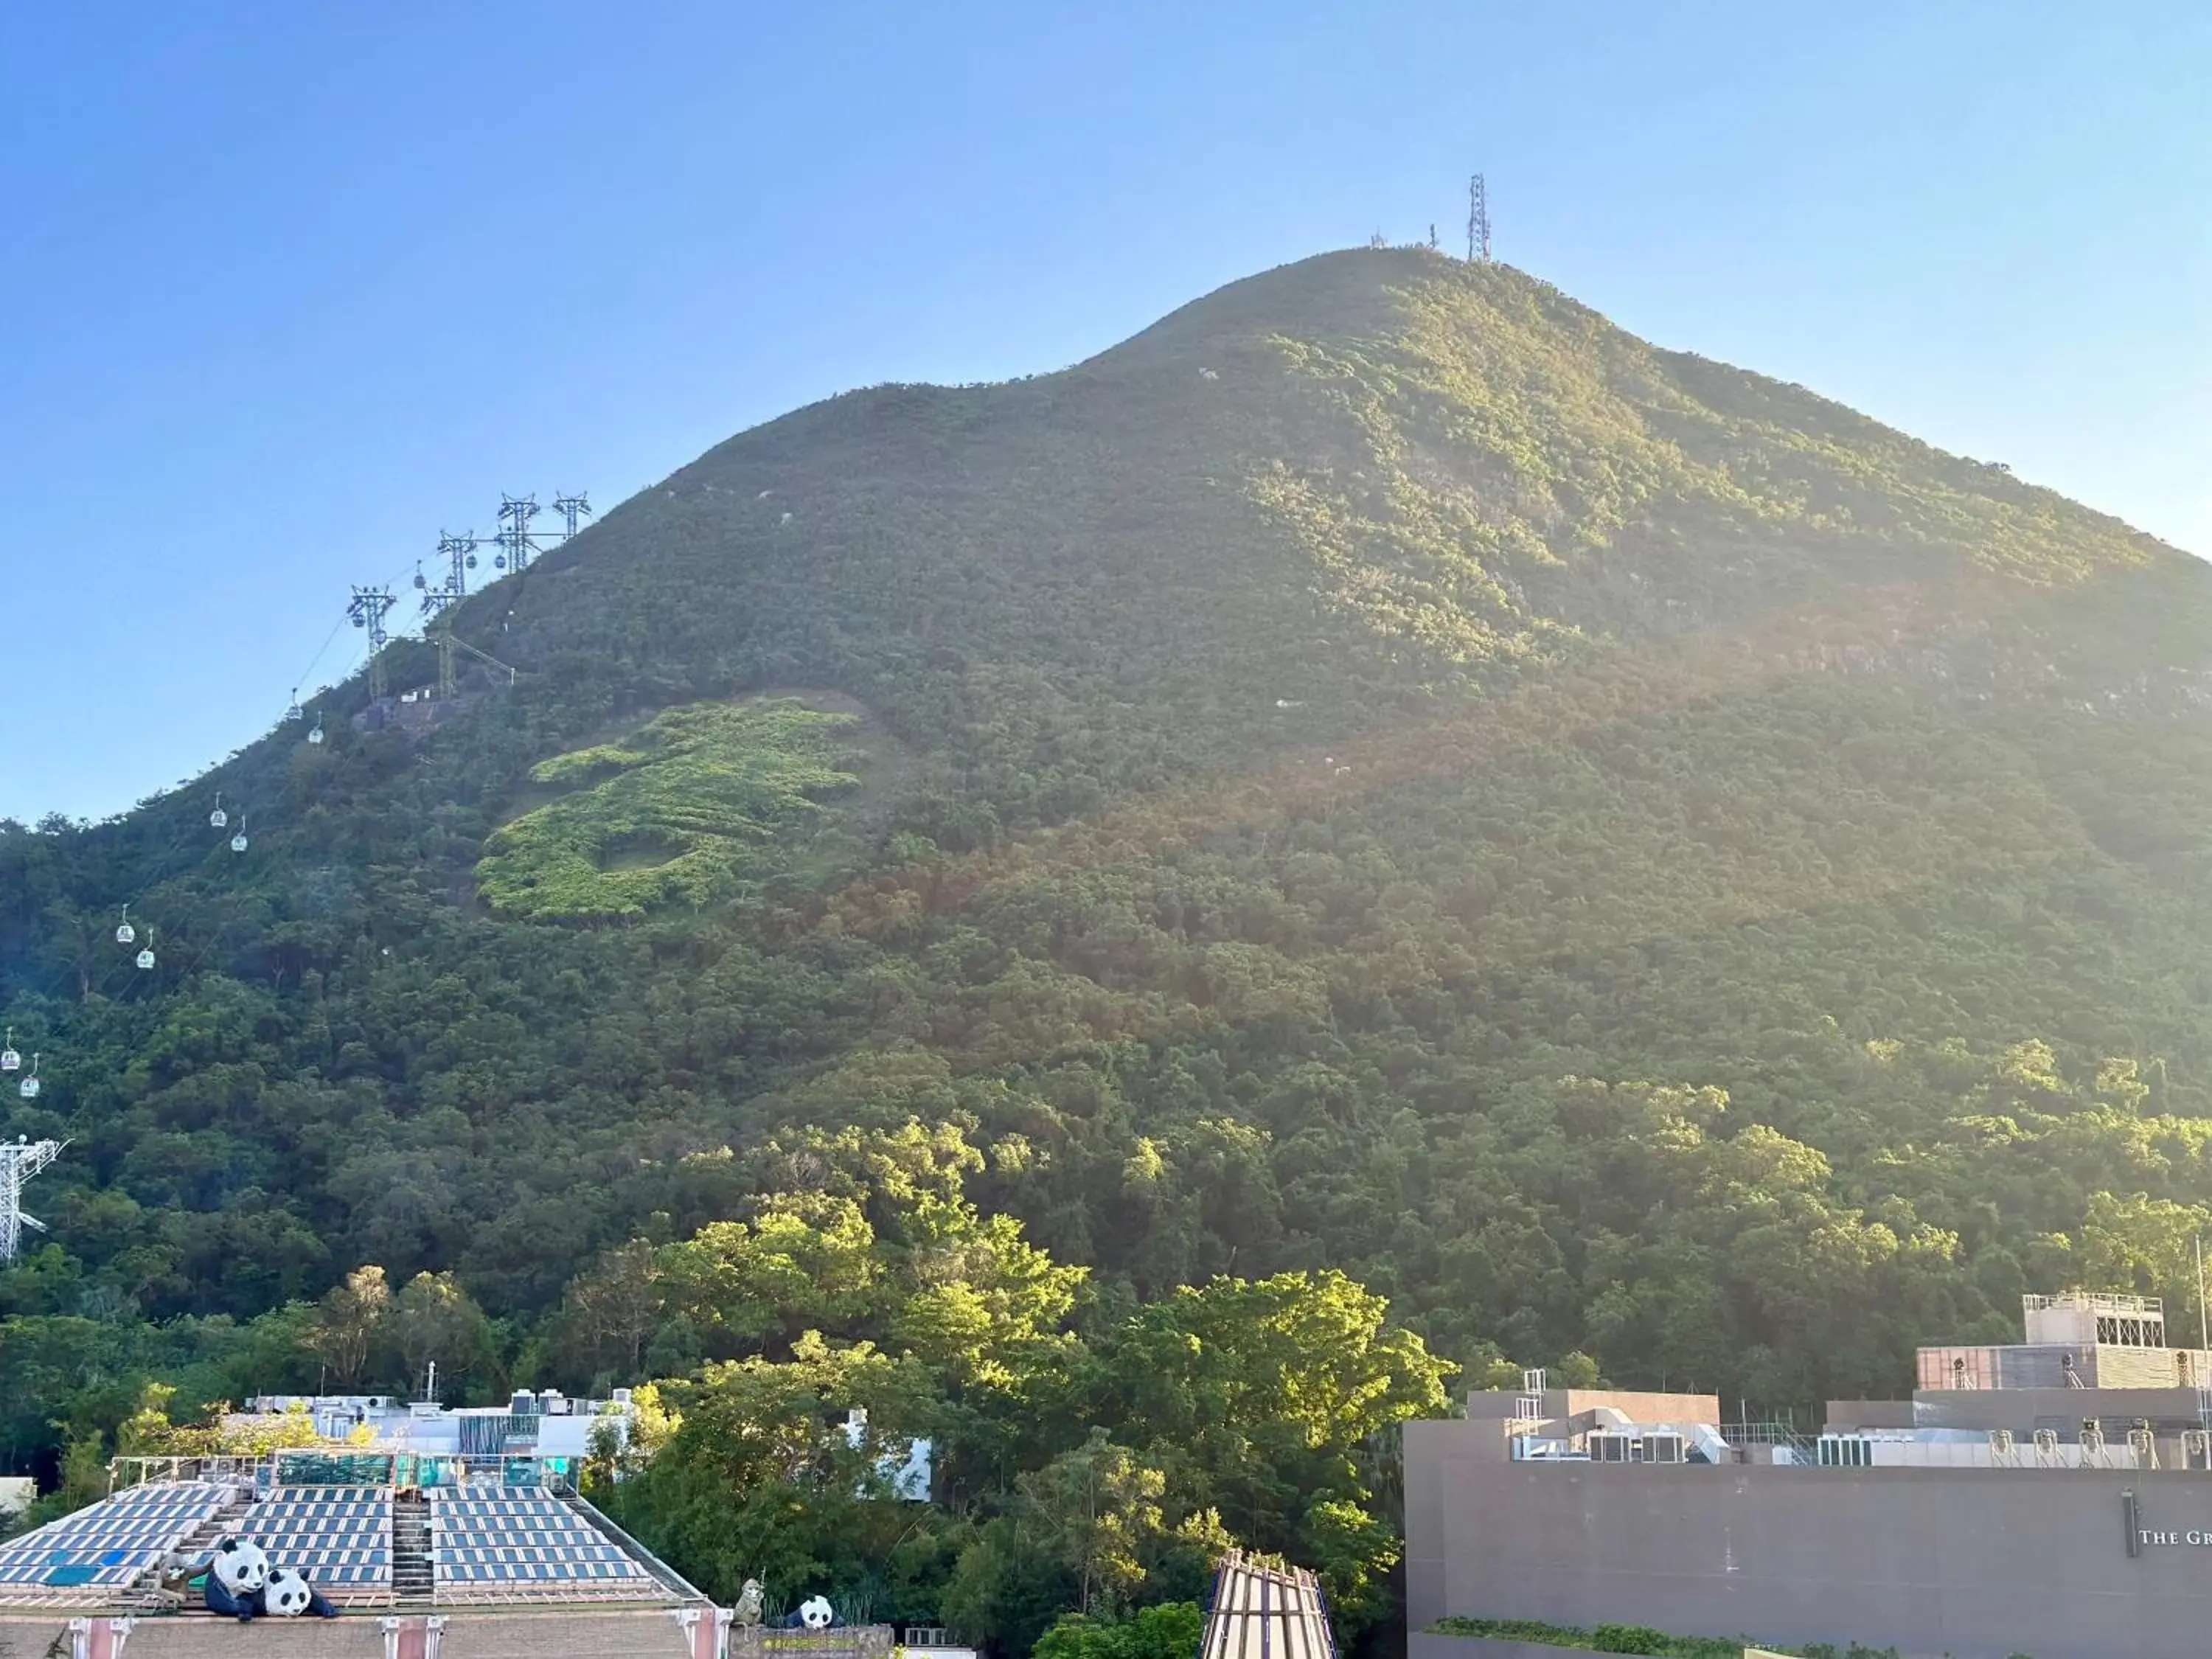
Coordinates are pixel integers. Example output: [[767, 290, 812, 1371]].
[[122, 1483, 254, 1610], [392, 1489, 434, 1606]]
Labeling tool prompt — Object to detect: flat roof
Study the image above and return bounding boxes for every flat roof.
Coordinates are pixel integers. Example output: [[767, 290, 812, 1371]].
[[0, 1478, 707, 1615]]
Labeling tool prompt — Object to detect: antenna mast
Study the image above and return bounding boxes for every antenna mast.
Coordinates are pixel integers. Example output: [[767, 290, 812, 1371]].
[[347, 586, 399, 700], [0, 1138, 64, 1262], [1467, 173, 1492, 263]]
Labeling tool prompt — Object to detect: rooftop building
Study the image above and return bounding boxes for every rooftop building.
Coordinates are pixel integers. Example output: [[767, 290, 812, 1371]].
[[1405, 1293, 2212, 1659], [1918, 1291, 2212, 1392], [229, 1388, 640, 1476], [0, 1453, 731, 1659]]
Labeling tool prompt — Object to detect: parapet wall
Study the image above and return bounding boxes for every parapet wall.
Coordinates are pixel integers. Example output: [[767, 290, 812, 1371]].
[[1405, 1416, 2212, 1659], [3, 1609, 714, 1658]]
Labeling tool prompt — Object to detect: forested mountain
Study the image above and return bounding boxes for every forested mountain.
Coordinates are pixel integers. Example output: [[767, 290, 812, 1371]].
[[7, 246, 2212, 1633]]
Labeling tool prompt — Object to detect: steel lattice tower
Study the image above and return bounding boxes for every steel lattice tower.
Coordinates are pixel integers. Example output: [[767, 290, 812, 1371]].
[[494, 494, 543, 573], [1467, 174, 1492, 263], [421, 531, 479, 620], [0, 1138, 63, 1262], [552, 492, 592, 541], [420, 532, 479, 698], [348, 585, 399, 699]]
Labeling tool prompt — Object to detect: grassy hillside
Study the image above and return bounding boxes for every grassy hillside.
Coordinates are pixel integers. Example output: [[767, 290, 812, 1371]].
[[7, 245, 2212, 1486]]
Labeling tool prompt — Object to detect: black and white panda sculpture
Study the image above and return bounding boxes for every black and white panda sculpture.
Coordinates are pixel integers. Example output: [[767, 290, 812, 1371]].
[[261, 1565, 341, 1619], [264, 1566, 309, 1618], [202, 1539, 341, 1621], [205, 1537, 270, 1620]]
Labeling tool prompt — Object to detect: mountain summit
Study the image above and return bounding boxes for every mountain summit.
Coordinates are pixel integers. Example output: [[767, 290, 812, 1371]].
[[504, 248, 2190, 786], [8, 247, 2212, 1419]]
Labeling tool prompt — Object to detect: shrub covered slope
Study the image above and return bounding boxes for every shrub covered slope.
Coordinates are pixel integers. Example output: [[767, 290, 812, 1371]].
[[8, 246, 2212, 1496]]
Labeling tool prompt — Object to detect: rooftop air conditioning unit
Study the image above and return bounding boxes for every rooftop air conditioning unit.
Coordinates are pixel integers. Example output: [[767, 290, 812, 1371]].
[[1645, 1433, 1685, 1464], [611, 1388, 634, 1406]]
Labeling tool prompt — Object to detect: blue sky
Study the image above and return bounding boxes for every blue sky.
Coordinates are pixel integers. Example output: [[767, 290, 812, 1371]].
[[3, 1, 2206, 821]]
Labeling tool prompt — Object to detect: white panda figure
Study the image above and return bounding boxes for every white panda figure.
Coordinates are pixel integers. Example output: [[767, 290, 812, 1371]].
[[262, 1567, 314, 1618], [206, 1537, 271, 1621], [799, 1595, 835, 1630]]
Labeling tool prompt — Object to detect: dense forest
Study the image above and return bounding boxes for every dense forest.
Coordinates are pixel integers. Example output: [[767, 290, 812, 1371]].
[[7, 246, 2212, 1645]]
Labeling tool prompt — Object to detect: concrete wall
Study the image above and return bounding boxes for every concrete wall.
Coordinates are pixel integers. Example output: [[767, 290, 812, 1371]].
[[1826, 1399, 1917, 1430], [1826, 1388, 2212, 1436], [1407, 1416, 2212, 1659], [0, 1615, 75, 1655], [439, 1609, 698, 1658], [1919, 1346, 2208, 1391], [1907, 1386, 2207, 1433], [127, 1621, 389, 1657], [0, 1610, 704, 1658]]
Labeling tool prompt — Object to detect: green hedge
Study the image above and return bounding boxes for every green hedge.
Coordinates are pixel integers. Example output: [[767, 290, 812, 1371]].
[[1427, 1615, 1929, 1659]]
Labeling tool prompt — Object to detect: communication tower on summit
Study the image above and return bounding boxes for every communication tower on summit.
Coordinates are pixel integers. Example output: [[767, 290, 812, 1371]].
[[0, 1138, 64, 1262], [493, 494, 544, 573], [347, 585, 399, 699], [1467, 173, 1492, 263]]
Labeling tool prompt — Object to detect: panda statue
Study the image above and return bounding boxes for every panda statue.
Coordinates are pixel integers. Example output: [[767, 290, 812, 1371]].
[[261, 1568, 313, 1618], [204, 1537, 270, 1621], [261, 1565, 341, 1619], [794, 1595, 837, 1630]]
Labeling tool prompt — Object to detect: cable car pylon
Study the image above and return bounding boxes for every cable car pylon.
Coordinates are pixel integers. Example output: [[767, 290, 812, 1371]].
[[0, 1138, 66, 1262]]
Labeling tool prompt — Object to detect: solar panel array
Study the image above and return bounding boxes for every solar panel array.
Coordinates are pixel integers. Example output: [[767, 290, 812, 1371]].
[[240, 1484, 393, 1596], [0, 1479, 686, 1610], [0, 1482, 226, 1593], [428, 1486, 658, 1599]]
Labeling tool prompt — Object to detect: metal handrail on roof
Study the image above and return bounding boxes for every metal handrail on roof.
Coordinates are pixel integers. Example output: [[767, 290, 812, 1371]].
[[2025, 1292, 2163, 1316]]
